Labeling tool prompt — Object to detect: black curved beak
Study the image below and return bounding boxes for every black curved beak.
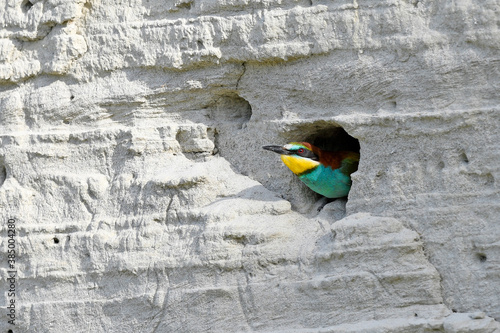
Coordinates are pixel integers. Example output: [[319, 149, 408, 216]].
[[262, 145, 289, 155]]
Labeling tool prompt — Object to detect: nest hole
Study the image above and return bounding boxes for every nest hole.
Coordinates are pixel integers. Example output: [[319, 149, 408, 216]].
[[283, 121, 360, 155], [211, 93, 252, 129], [476, 253, 487, 263], [460, 151, 469, 164], [305, 127, 359, 154], [282, 121, 360, 204], [22, 0, 33, 12]]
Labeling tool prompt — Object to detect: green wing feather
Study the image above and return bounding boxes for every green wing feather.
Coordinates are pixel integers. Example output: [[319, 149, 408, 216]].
[[339, 153, 360, 176]]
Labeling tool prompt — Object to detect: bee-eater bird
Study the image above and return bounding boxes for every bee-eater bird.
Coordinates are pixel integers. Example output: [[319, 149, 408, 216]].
[[262, 142, 359, 198]]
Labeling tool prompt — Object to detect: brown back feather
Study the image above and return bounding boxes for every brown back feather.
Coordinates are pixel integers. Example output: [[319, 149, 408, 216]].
[[300, 142, 359, 171]]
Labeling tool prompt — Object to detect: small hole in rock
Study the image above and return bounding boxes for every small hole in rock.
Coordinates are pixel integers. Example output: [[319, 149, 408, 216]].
[[213, 93, 252, 127], [476, 253, 487, 262], [22, 0, 33, 12], [8, 329, 13, 333], [460, 152, 469, 164], [53, 237, 60, 244], [484, 173, 495, 187], [452, 309, 457, 313], [70, 95, 75, 100]]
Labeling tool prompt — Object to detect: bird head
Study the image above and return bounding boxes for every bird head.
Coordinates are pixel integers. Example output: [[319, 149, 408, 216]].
[[263, 142, 321, 176]]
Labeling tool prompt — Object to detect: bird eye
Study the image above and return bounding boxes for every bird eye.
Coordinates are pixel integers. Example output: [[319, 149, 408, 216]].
[[297, 148, 305, 154]]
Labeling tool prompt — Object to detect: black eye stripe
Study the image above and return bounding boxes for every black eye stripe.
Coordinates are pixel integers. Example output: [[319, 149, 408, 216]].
[[289, 148, 319, 161]]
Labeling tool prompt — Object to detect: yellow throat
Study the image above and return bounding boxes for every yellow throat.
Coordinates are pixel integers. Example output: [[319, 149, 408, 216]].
[[281, 155, 320, 175]]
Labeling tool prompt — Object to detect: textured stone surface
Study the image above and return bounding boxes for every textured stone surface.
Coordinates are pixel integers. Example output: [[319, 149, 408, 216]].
[[1, 0, 500, 332]]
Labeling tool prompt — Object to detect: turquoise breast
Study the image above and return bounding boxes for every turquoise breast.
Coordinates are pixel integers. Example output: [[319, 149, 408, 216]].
[[298, 164, 352, 198]]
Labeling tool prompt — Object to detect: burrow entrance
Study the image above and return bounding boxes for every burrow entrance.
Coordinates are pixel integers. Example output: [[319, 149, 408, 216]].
[[280, 120, 360, 213], [281, 120, 360, 156]]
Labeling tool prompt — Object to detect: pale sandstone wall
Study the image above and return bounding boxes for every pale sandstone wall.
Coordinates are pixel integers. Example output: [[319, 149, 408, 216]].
[[1, 0, 500, 332]]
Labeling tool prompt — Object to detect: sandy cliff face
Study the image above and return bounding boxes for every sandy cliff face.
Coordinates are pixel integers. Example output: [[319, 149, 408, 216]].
[[1, 0, 499, 332]]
